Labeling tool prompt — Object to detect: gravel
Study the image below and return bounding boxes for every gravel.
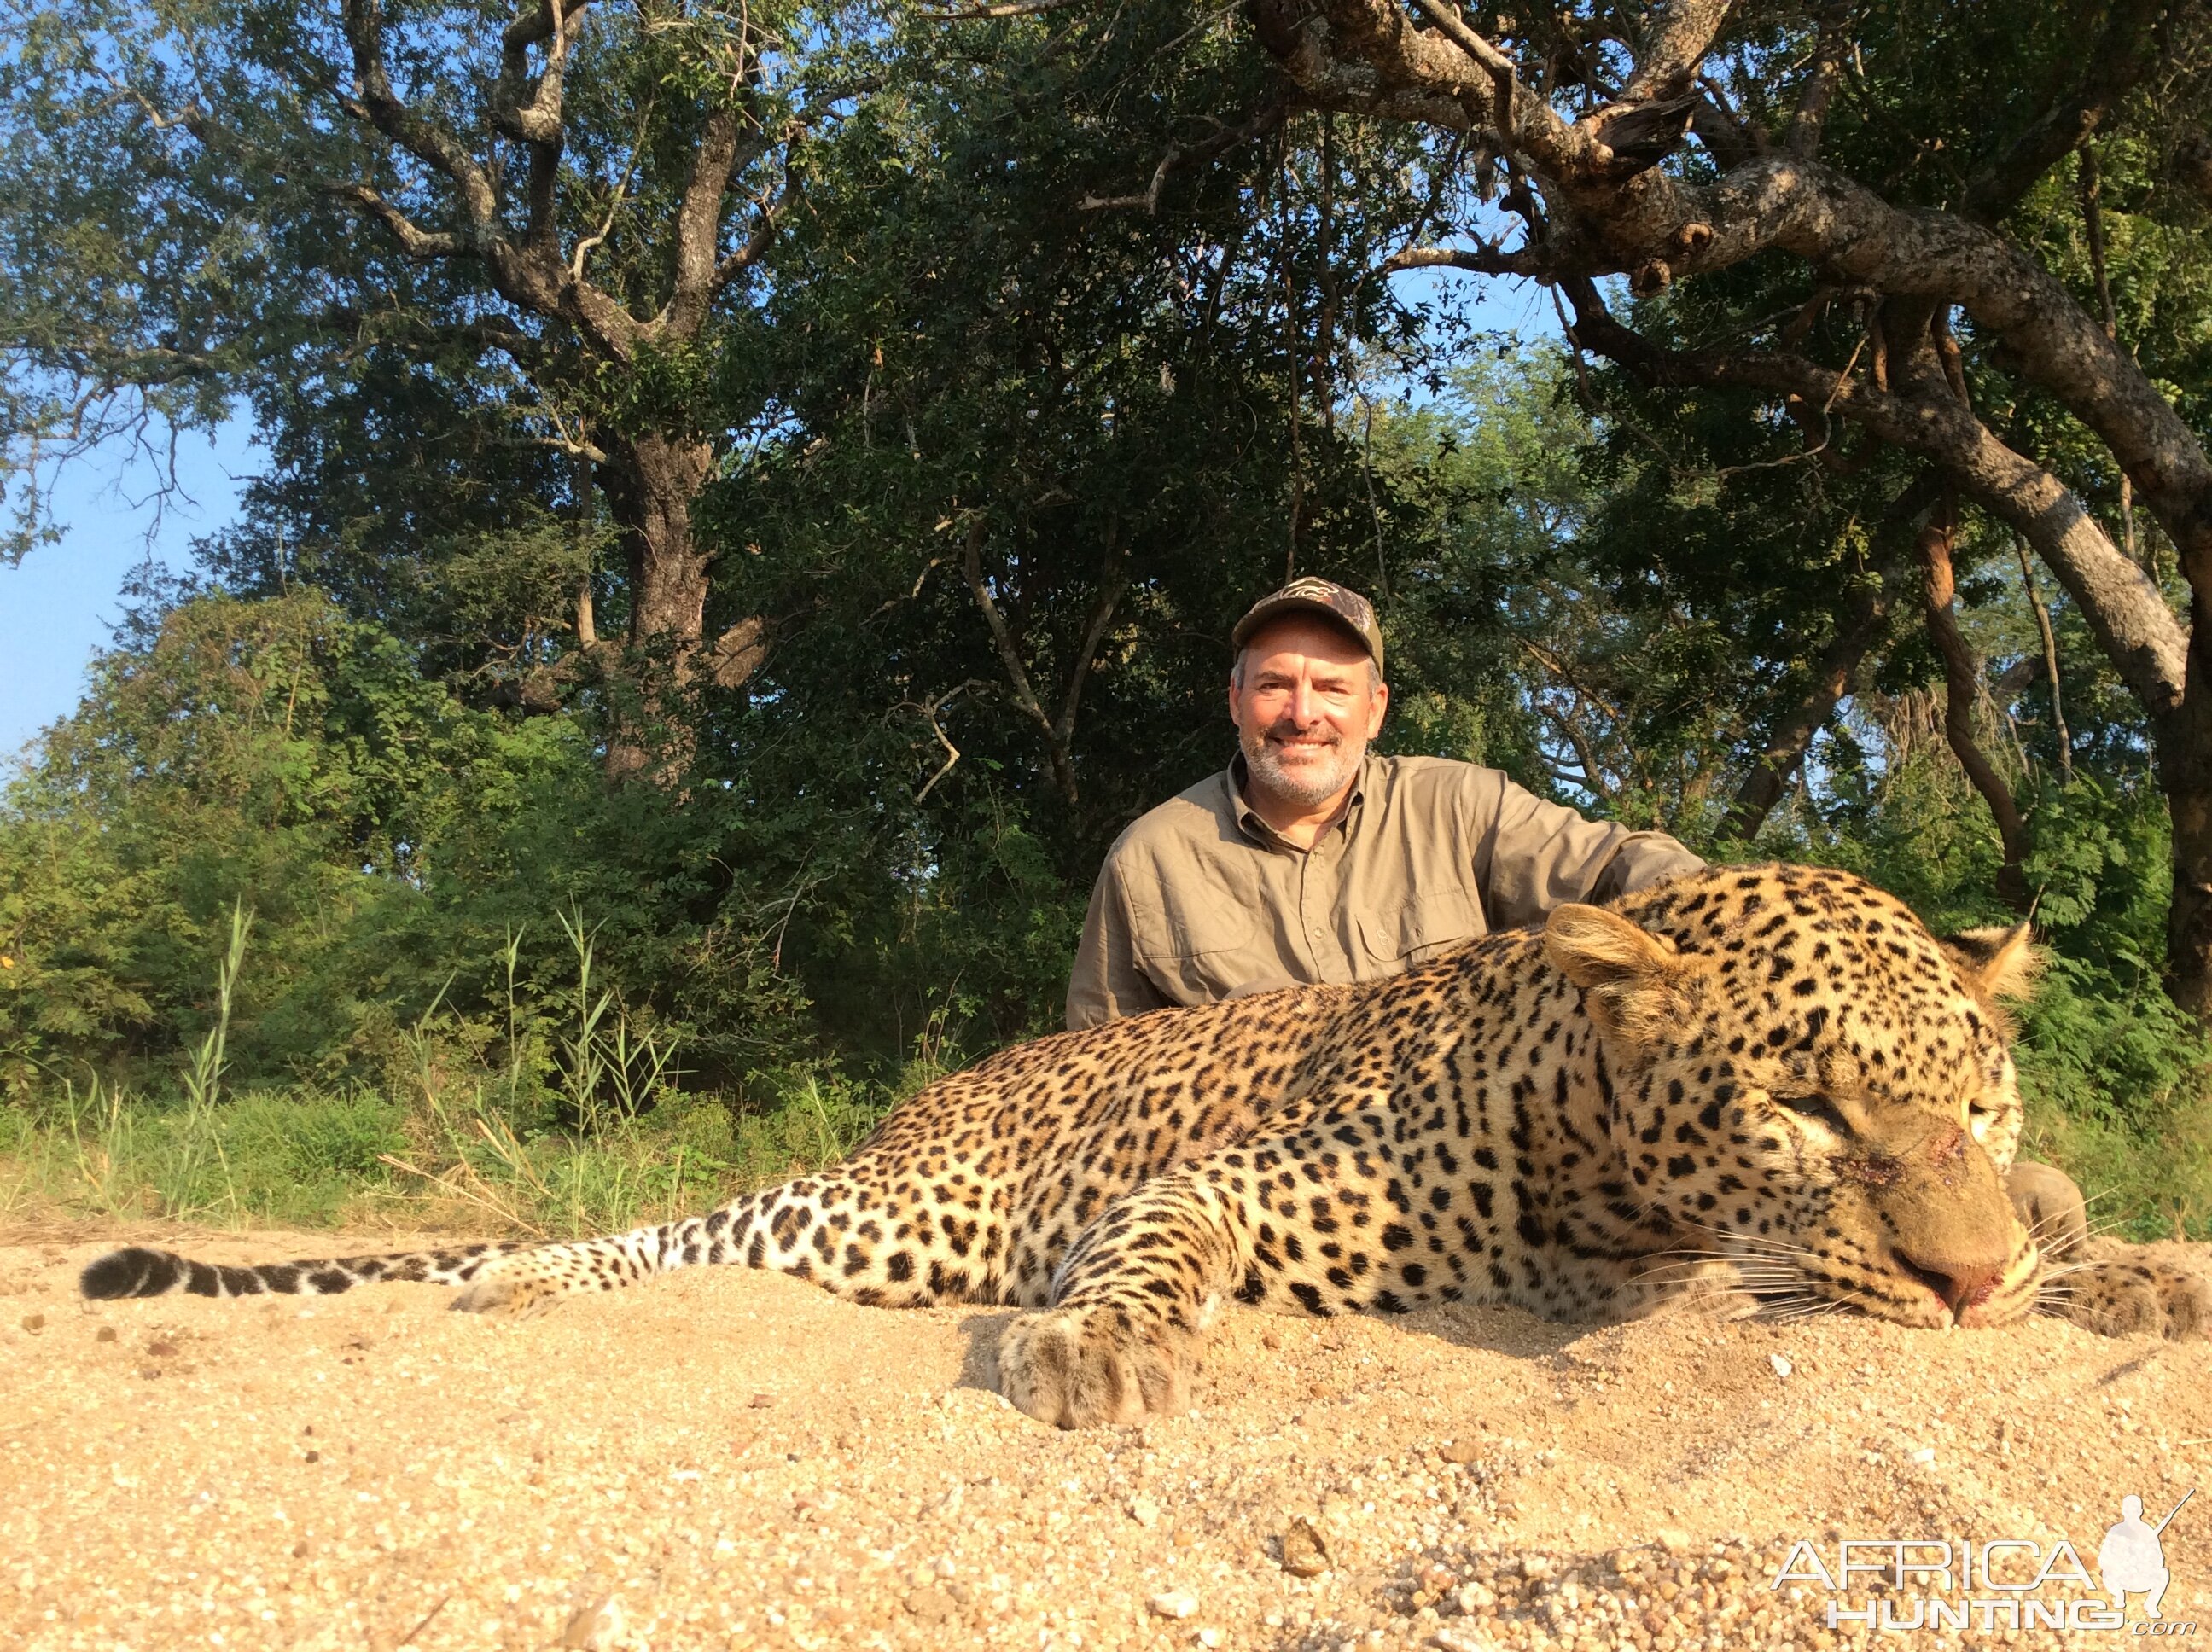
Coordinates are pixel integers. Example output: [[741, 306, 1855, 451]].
[[3, 1224, 2207, 1650]]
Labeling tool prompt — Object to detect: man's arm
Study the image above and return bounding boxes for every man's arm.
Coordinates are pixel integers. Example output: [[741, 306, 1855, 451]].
[[1066, 857, 1173, 1030], [1474, 772, 1706, 932]]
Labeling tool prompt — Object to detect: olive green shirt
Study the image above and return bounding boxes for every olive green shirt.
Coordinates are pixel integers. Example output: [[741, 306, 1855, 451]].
[[1065, 753, 1704, 1030]]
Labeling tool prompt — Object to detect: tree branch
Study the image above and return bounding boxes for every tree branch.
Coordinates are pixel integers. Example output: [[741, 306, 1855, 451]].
[[711, 142, 801, 290], [339, 0, 499, 231], [1051, 515, 1128, 746], [1559, 278, 2189, 721], [1723, 475, 1934, 839], [318, 180, 464, 259], [961, 518, 1080, 805], [663, 108, 753, 335], [1618, 0, 1736, 103], [1254, 0, 2212, 590], [1079, 102, 1287, 214], [1920, 499, 2030, 910], [1957, 0, 2164, 221]]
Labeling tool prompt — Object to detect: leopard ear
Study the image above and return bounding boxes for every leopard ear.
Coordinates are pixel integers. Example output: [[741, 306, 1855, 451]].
[[1941, 923, 2040, 1006], [1545, 905, 1699, 1043]]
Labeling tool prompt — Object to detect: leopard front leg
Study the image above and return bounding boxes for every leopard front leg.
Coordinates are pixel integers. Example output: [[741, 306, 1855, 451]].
[[2040, 1248, 2210, 1341], [998, 1168, 1251, 1428]]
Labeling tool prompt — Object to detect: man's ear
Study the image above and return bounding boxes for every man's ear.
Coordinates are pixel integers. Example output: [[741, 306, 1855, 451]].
[[1545, 905, 1701, 1044], [1940, 924, 2040, 1010]]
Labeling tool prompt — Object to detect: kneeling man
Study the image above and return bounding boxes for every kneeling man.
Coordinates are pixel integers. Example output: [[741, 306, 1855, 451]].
[[1067, 577, 1703, 1027]]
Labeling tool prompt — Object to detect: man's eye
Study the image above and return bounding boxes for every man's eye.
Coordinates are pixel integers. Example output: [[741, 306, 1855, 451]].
[[1773, 1094, 1851, 1136]]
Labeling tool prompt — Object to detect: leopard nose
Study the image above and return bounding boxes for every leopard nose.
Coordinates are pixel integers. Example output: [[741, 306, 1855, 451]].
[[1892, 1247, 2005, 1317]]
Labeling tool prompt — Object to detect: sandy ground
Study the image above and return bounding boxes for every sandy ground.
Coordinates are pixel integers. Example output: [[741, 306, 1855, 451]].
[[3, 1224, 2209, 1652]]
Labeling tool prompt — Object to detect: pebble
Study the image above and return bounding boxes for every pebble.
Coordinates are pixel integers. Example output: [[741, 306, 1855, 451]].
[[1130, 1496, 1161, 1527], [1441, 1438, 1482, 1464], [147, 1340, 177, 1358], [905, 1585, 956, 1623], [1148, 1589, 1199, 1619], [1280, 1515, 1330, 1577], [748, 1392, 776, 1408], [1769, 1352, 1792, 1379], [21, 1312, 44, 1334], [95, 1326, 116, 1343], [556, 1593, 624, 1649]]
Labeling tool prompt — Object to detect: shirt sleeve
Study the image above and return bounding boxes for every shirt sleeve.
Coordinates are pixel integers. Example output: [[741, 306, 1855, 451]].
[[1472, 772, 1706, 932], [1065, 853, 1173, 1030]]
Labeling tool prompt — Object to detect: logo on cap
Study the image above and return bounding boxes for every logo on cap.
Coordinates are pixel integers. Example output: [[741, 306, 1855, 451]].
[[1231, 578, 1385, 675]]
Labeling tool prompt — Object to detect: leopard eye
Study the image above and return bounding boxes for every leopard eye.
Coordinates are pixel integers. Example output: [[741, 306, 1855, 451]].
[[1773, 1093, 1851, 1137], [1966, 1098, 1997, 1140]]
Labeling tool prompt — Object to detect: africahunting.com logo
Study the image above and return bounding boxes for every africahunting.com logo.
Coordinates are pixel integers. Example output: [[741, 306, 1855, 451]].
[[1772, 1489, 2197, 1634]]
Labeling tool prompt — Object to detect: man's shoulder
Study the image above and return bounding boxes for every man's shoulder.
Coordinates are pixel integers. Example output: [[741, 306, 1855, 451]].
[[1368, 753, 1508, 805], [1103, 771, 1240, 870]]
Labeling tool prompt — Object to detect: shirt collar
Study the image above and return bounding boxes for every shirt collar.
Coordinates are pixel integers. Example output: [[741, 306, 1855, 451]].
[[1224, 751, 1372, 847]]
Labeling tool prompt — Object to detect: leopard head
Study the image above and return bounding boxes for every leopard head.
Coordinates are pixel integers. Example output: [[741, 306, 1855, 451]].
[[1545, 864, 2042, 1329]]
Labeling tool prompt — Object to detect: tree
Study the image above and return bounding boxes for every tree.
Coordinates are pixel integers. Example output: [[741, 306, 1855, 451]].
[[1231, 0, 2212, 1010], [0, 0, 824, 779]]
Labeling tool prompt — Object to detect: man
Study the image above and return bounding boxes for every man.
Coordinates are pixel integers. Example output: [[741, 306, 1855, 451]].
[[1066, 576, 1705, 1028]]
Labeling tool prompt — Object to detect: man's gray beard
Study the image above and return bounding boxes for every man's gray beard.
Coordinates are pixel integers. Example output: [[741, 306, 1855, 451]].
[[1241, 725, 1367, 809]]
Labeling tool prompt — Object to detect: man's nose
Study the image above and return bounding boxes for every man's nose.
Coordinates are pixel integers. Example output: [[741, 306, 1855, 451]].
[[1289, 681, 1319, 725]]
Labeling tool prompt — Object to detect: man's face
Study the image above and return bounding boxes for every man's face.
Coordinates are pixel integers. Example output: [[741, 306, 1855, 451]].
[[1228, 615, 1389, 810]]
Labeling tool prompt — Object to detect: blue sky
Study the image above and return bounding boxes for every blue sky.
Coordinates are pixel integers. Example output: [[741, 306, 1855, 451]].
[[2, 413, 256, 761], [0, 269, 1561, 767]]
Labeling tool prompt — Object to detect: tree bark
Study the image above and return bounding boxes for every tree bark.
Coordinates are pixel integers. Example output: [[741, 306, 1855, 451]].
[[2166, 629, 2212, 1019], [591, 432, 773, 782], [1919, 509, 2031, 911]]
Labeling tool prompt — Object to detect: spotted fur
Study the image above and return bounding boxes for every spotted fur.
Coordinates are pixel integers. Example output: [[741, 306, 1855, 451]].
[[81, 864, 2207, 1426]]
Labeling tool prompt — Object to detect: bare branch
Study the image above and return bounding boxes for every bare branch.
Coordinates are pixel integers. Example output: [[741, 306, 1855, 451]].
[[318, 180, 464, 259], [1079, 103, 1286, 215], [495, 0, 598, 146], [1920, 499, 2030, 910], [1618, 0, 1736, 103], [907, 681, 988, 802], [713, 145, 803, 288], [961, 517, 1079, 805], [663, 108, 771, 334], [923, 0, 1086, 17], [339, 0, 498, 230], [1783, 20, 1848, 159], [2013, 533, 2074, 784], [1382, 242, 1545, 276]]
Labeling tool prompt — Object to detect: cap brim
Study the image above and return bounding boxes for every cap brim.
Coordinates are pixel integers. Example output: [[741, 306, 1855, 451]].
[[1231, 598, 1381, 665]]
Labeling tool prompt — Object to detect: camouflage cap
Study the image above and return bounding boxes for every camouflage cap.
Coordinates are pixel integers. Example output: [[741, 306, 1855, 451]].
[[1231, 577, 1385, 678]]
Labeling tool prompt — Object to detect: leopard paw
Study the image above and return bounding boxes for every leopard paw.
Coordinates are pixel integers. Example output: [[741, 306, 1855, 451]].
[[2042, 1254, 2210, 1341], [998, 1303, 1199, 1428]]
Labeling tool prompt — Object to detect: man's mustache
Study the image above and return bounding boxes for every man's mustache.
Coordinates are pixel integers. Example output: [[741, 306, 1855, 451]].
[[1265, 721, 1340, 744]]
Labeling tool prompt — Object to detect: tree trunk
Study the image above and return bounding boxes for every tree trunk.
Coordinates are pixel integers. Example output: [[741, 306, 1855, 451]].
[[2165, 619, 2212, 1019], [1920, 515, 2031, 913], [598, 430, 718, 783]]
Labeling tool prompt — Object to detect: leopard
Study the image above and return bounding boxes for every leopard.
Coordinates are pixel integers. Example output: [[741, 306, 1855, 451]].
[[80, 863, 2208, 1427]]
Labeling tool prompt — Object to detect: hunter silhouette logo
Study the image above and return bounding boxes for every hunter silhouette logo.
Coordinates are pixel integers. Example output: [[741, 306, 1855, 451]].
[[2101, 1490, 2192, 1621], [1773, 1486, 2199, 1633]]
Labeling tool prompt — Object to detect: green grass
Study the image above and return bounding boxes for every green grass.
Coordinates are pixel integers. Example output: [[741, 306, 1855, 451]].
[[0, 1072, 888, 1237]]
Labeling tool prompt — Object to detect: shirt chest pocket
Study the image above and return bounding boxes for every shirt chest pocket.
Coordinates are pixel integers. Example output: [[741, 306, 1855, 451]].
[[1360, 889, 1482, 967], [1134, 898, 1263, 1003]]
